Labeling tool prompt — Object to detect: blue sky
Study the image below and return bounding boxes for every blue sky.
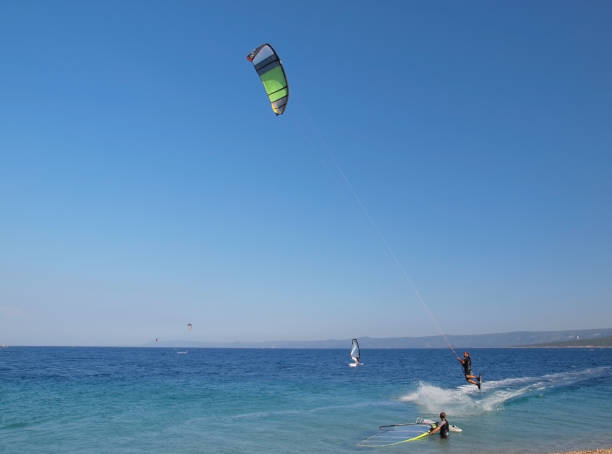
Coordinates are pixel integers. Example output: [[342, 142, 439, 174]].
[[1, 1, 611, 345]]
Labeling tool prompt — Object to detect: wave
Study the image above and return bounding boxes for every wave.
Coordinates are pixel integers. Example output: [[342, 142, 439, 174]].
[[399, 366, 610, 415]]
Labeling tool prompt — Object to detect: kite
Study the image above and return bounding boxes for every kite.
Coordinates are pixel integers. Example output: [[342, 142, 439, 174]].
[[247, 43, 289, 116]]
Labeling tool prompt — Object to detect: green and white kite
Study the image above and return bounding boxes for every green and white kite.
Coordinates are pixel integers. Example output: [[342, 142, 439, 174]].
[[247, 43, 289, 116]]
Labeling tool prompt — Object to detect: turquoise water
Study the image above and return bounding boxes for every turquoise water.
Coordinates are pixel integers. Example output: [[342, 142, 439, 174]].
[[1, 347, 611, 453]]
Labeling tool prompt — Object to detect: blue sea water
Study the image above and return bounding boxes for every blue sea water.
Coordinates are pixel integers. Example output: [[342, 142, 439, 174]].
[[1, 347, 611, 453]]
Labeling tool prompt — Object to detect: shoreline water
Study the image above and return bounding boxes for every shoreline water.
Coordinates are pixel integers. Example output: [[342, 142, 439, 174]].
[[550, 450, 612, 454], [2, 347, 611, 453]]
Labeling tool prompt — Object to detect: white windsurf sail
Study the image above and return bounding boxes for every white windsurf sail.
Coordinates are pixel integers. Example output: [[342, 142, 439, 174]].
[[350, 338, 360, 362]]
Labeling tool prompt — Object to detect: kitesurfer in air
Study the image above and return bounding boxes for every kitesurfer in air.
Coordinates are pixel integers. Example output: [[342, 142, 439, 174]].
[[428, 412, 450, 439], [457, 351, 481, 389]]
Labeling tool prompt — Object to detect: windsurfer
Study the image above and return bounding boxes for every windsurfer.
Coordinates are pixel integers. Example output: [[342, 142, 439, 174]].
[[350, 339, 361, 366], [428, 412, 450, 439]]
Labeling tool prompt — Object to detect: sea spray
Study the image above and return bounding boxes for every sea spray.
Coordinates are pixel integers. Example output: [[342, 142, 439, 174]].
[[399, 366, 611, 416]]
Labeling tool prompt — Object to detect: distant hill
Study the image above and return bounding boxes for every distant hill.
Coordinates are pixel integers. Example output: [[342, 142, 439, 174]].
[[522, 335, 612, 348], [148, 328, 612, 349]]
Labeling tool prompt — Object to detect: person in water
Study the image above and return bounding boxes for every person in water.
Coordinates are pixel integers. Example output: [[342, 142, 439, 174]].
[[429, 412, 450, 439], [457, 351, 481, 389]]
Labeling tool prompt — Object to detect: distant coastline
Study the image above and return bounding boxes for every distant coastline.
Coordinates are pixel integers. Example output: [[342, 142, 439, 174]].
[[518, 345, 612, 349], [146, 328, 612, 349], [5, 328, 612, 349], [516, 335, 612, 349]]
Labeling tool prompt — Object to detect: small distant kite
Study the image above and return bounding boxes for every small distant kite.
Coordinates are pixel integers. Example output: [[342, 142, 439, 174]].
[[187, 323, 192, 331], [247, 43, 289, 116]]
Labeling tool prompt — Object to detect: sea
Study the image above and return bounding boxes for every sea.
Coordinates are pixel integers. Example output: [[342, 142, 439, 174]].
[[1, 347, 611, 453]]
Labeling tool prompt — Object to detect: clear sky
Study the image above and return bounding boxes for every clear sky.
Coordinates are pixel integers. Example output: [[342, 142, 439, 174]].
[[1, 1, 611, 346]]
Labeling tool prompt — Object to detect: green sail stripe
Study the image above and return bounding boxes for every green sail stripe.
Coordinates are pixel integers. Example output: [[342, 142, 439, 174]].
[[268, 88, 288, 102]]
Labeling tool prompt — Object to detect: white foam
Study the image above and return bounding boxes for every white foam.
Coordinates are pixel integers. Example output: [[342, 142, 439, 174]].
[[482, 366, 610, 391], [399, 366, 610, 416], [399, 381, 527, 415]]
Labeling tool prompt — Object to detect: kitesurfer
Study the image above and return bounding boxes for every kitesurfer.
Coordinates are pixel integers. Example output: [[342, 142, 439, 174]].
[[457, 351, 481, 389], [429, 412, 450, 439]]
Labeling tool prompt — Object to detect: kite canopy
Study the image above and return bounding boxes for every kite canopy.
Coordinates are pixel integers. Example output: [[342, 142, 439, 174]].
[[246, 43, 289, 116]]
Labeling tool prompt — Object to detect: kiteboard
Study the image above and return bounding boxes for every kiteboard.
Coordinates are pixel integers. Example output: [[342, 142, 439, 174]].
[[349, 362, 364, 367]]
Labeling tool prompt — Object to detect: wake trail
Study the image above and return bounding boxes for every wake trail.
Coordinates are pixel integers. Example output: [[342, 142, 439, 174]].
[[399, 366, 611, 415]]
